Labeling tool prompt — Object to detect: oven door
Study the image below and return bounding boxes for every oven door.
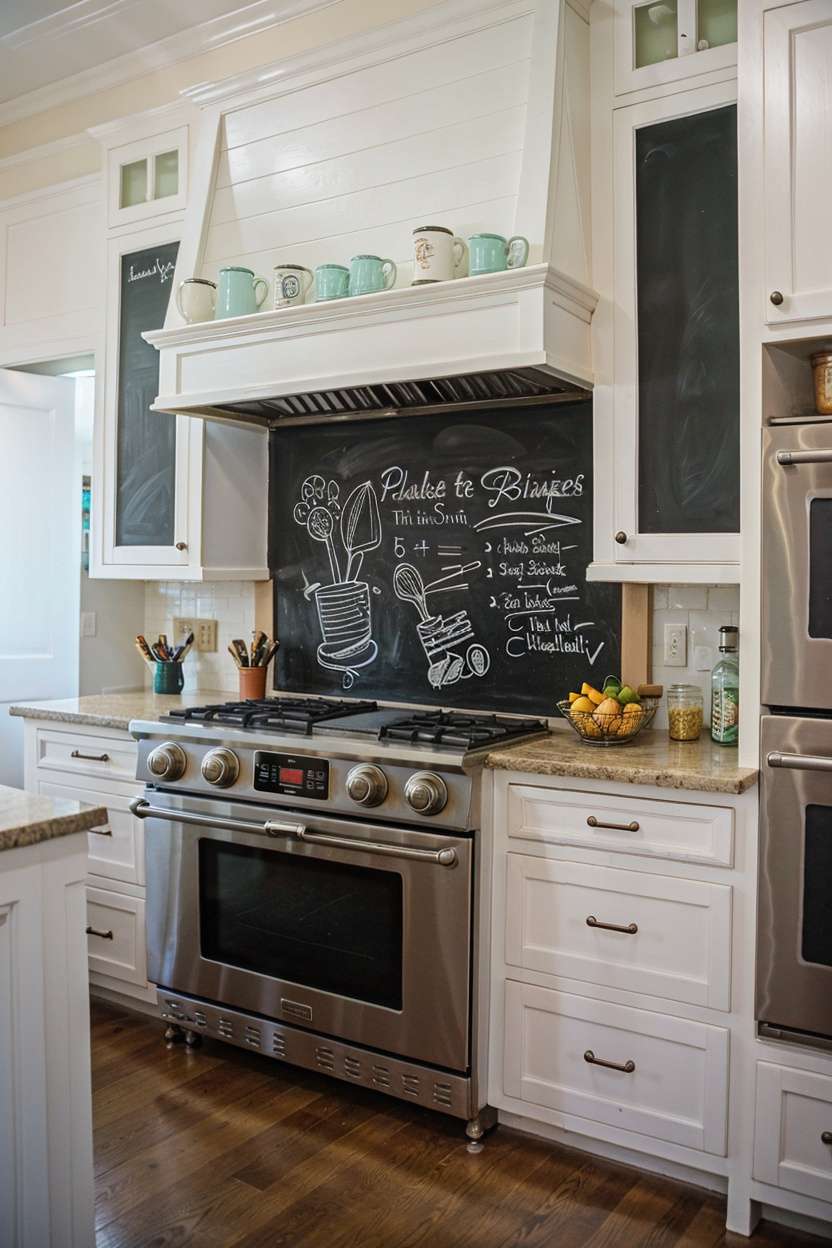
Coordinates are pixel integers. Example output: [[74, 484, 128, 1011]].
[[763, 422, 832, 710], [140, 791, 472, 1071], [758, 715, 832, 1040]]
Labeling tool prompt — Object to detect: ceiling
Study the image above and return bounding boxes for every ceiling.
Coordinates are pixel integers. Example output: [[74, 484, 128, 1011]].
[[0, 0, 294, 111]]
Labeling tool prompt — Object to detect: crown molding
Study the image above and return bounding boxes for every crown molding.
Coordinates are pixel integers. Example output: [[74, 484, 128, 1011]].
[[0, 130, 93, 172], [1, 0, 136, 51], [0, 0, 338, 129], [183, 0, 535, 109]]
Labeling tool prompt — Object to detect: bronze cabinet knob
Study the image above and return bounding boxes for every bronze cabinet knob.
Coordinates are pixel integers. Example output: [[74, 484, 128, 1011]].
[[175, 541, 188, 551], [614, 531, 628, 545], [770, 290, 784, 306]]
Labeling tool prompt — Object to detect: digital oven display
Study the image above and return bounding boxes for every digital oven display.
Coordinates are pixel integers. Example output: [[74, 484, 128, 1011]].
[[253, 752, 329, 799]]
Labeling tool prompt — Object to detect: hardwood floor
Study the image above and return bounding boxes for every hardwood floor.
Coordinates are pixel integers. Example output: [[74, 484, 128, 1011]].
[[91, 1000, 830, 1248]]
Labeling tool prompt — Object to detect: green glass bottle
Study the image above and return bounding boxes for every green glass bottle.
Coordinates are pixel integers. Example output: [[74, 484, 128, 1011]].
[[711, 625, 739, 746]]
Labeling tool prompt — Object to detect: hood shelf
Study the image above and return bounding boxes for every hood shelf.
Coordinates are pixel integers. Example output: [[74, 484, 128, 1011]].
[[146, 264, 596, 428]]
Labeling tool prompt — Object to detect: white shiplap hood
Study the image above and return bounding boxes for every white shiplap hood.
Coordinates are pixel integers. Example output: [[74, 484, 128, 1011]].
[[146, 0, 596, 427]]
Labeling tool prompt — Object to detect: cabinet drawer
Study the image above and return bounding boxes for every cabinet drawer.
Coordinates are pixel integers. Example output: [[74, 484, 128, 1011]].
[[86, 887, 147, 987], [35, 727, 136, 784], [508, 784, 734, 867], [505, 854, 732, 1009], [503, 980, 728, 1154], [754, 1062, 832, 1202], [36, 778, 144, 886]]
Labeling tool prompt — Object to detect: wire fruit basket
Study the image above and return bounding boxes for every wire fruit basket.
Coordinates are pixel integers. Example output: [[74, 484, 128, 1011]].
[[556, 698, 658, 746]]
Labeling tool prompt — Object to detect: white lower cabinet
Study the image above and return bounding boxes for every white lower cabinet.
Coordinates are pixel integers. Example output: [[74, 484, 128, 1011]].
[[503, 980, 729, 1154], [505, 854, 732, 1009], [754, 1063, 832, 1203], [86, 886, 148, 988], [22, 718, 154, 1005]]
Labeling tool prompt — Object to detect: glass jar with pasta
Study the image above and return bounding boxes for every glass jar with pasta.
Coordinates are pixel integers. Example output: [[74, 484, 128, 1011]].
[[667, 684, 703, 741]]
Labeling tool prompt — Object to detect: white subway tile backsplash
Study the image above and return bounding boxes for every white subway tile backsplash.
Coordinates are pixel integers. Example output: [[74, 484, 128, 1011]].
[[145, 579, 258, 694], [649, 584, 740, 729]]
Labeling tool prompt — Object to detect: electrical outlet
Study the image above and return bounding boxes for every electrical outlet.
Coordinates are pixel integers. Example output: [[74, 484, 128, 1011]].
[[195, 619, 218, 652], [172, 616, 218, 652], [663, 623, 687, 667], [80, 611, 96, 638]]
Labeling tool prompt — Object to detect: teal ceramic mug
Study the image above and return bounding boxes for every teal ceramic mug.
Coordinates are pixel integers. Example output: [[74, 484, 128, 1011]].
[[153, 661, 184, 695], [468, 233, 529, 276], [349, 254, 397, 296], [314, 264, 350, 301], [215, 266, 268, 318]]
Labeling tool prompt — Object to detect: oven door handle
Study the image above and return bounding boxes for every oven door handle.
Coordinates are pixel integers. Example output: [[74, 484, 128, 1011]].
[[295, 826, 457, 867], [766, 751, 832, 773], [776, 449, 832, 466], [128, 797, 456, 865], [129, 797, 304, 839]]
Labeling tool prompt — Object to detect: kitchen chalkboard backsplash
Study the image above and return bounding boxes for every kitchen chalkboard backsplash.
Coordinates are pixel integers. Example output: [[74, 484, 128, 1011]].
[[270, 403, 621, 714]]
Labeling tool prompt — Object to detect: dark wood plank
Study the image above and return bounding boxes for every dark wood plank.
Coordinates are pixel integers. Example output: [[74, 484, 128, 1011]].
[[89, 1002, 832, 1248]]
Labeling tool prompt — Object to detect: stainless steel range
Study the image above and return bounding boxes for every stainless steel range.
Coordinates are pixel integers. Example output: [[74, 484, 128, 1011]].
[[129, 697, 547, 1138]]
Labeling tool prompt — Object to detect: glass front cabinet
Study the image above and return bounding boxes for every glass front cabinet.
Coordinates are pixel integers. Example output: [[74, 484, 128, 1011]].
[[615, 0, 737, 95], [592, 80, 740, 582]]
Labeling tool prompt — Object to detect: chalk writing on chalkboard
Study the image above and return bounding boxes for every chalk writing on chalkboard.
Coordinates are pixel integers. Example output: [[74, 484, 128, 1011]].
[[271, 405, 621, 715]]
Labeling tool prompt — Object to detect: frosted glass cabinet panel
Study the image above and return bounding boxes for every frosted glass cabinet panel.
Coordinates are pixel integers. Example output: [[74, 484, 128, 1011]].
[[616, 0, 736, 95]]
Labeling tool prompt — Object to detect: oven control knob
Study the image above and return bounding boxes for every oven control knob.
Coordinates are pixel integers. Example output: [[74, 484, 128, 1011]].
[[405, 771, 448, 816], [345, 764, 388, 807], [201, 748, 240, 788], [147, 742, 187, 781]]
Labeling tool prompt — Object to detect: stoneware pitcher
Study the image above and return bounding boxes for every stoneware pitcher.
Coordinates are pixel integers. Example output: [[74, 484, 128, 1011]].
[[412, 226, 467, 283], [215, 266, 268, 319], [273, 264, 313, 308], [468, 233, 529, 276], [348, 254, 397, 296], [176, 277, 216, 323]]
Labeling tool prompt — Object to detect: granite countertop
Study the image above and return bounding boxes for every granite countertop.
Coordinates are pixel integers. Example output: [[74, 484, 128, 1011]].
[[0, 785, 108, 853], [9, 689, 238, 733], [485, 728, 758, 795]]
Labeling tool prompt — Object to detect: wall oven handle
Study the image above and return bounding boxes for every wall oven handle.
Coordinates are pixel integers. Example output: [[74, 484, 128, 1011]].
[[766, 751, 832, 773], [295, 826, 457, 867], [128, 797, 304, 839], [776, 449, 832, 466]]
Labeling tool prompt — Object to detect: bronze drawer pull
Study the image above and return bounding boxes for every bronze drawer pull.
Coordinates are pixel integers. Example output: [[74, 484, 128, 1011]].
[[822, 1132, 832, 1146], [86, 925, 114, 940], [587, 815, 640, 833], [90, 826, 113, 837], [586, 915, 638, 935], [71, 750, 110, 762], [584, 1050, 635, 1074]]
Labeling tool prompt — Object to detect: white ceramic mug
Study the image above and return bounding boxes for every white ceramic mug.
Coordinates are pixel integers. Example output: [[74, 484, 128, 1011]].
[[412, 226, 468, 284], [273, 264, 314, 308], [176, 278, 216, 323]]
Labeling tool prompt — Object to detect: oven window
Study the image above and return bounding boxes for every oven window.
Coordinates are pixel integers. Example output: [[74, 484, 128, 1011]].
[[199, 841, 403, 1009], [803, 804, 832, 967], [809, 499, 832, 639]]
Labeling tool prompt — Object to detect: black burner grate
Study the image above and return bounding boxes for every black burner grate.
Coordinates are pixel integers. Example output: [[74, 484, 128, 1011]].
[[379, 710, 547, 749], [163, 697, 377, 736]]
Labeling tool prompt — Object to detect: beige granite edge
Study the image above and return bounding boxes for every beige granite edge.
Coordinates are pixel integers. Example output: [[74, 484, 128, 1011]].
[[9, 705, 136, 731], [484, 747, 758, 795], [0, 799, 108, 853]]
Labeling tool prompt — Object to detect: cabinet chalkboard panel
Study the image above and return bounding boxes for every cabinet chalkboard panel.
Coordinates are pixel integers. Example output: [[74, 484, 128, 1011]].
[[636, 105, 739, 534], [115, 241, 179, 547], [270, 404, 621, 714]]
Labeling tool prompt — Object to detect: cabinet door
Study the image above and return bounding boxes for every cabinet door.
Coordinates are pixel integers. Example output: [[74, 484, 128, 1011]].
[[93, 223, 199, 577], [615, 0, 737, 98], [611, 81, 740, 568], [764, 0, 832, 325]]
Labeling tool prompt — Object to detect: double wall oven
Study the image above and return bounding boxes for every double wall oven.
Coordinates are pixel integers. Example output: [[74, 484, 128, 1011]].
[[759, 419, 832, 1046]]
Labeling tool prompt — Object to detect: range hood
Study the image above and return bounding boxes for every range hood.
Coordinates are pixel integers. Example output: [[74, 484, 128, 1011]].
[[145, 0, 596, 427]]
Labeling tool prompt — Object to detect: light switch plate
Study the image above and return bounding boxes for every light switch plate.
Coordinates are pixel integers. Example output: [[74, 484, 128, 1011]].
[[80, 611, 96, 638], [172, 616, 218, 652], [663, 623, 687, 667]]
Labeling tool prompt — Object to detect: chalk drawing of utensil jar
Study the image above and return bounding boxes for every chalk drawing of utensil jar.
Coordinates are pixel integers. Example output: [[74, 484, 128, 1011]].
[[314, 580, 377, 683]]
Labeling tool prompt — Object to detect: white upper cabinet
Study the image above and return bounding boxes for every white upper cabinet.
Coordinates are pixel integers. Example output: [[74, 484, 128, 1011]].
[[592, 79, 740, 581], [90, 110, 269, 581], [764, 0, 832, 327], [615, 0, 736, 96]]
